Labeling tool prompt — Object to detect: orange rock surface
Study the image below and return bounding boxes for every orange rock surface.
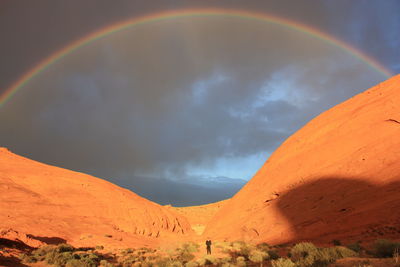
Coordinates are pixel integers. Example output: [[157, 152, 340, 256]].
[[204, 74, 400, 245], [0, 147, 192, 249]]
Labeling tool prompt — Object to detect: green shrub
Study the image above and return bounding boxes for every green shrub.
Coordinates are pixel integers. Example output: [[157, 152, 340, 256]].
[[175, 243, 197, 263], [177, 251, 194, 263], [121, 255, 137, 267], [153, 256, 170, 267], [235, 256, 246, 267], [20, 244, 102, 267], [65, 259, 85, 267], [271, 258, 296, 267], [185, 260, 199, 267], [32, 245, 56, 261], [249, 250, 268, 264], [347, 241, 362, 253], [290, 243, 358, 267], [219, 255, 233, 264], [232, 241, 252, 258], [99, 259, 115, 267], [167, 260, 183, 267], [372, 239, 400, 258], [56, 244, 75, 253], [44, 250, 75, 266], [290, 242, 350, 267], [219, 241, 254, 259], [332, 246, 358, 258], [181, 242, 199, 253], [290, 242, 319, 266], [19, 253, 37, 263], [197, 255, 217, 266], [256, 242, 271, 252], [65, 256, 99, 267], [332, 240, 341, 246], [121, 248, 135, 255], [268, 250, 280, 260], [315, 246, 355, 265]]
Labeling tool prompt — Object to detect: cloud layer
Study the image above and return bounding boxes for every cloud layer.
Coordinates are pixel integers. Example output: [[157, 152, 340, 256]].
[[0, 2, 396, 205]]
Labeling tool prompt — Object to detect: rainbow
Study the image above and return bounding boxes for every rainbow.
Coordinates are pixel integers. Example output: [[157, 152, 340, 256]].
[[0, 8, 393, 107]]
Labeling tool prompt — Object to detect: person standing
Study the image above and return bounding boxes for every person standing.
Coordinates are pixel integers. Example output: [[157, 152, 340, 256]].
[[206, 239, 212, 254]]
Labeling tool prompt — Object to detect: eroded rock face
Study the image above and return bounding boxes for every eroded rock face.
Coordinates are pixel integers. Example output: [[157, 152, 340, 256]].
[[204, 74, 400, 245], [0, 148, 192, 248]]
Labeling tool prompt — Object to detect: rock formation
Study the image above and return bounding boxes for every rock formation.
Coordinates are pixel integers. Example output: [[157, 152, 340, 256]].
[[204, 74, 400, 245], [0, 147, 192, 248]]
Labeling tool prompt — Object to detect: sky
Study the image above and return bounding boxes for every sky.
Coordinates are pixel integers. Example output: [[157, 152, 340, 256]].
[[0, 1, 399, 206]]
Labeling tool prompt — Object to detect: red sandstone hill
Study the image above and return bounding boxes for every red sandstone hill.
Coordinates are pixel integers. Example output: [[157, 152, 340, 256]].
[[0, 148, 192, 249], [203, 74, 400, 245]]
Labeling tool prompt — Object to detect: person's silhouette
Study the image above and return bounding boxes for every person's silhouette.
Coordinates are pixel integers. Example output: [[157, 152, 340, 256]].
[[205, 239, 212, 254]]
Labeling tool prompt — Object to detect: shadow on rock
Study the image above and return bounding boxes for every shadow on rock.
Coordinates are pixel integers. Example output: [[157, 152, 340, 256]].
[[275, 177, 400, 244], [27, 234, 66, 245]]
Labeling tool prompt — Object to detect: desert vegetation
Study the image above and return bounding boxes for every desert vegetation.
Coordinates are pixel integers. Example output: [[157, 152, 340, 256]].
[[19, 244, 102, 266], [17, 238, 400, 267]]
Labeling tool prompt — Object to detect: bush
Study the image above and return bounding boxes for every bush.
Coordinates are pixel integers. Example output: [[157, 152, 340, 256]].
[[121, 248, 135, 255], [19, 253, 37, 263], [347, 241, 362, 253], [315, 246, 357, 265], [181, 242, 199, 253], [20, 244, 101, 267], [197, 255, 217, 266], [218, 241, 254, 259], [31, 245, 56, 261], [289, 242, 354, 267], [120, 255, 137, 267], [331, 246, 358, 258], [249, 250, 268, 264], [290, 242, 319, 266], [268, 250, 280, 260], [219, 255, 233, 264], [233, 241, 252, 258], [99, 259, 115, 267], [56, 244, 75, 253], [168, 260, 184, 267], [65, 259, 85, 267], [256, 242, 271, 252], [175, 243, 197, 263], [177, 251, 195, 263], [256, 242, 279, 260], [332, 240, 341, 246], [271, 258, 296, 267], [185, 261, 199, 267], [235, 256, 246, 267], [372, 239, 400, 258]]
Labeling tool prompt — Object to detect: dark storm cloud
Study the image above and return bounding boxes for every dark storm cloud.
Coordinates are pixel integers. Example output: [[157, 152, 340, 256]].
[[1, 0, 397, 95], [0, 1, 398, 205], [322, 0, 400, 73], [117, 175, 246, 206]]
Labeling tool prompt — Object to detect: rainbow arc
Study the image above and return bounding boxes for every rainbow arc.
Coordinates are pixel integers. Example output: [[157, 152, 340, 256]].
[[0, 8, 393, 107]]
